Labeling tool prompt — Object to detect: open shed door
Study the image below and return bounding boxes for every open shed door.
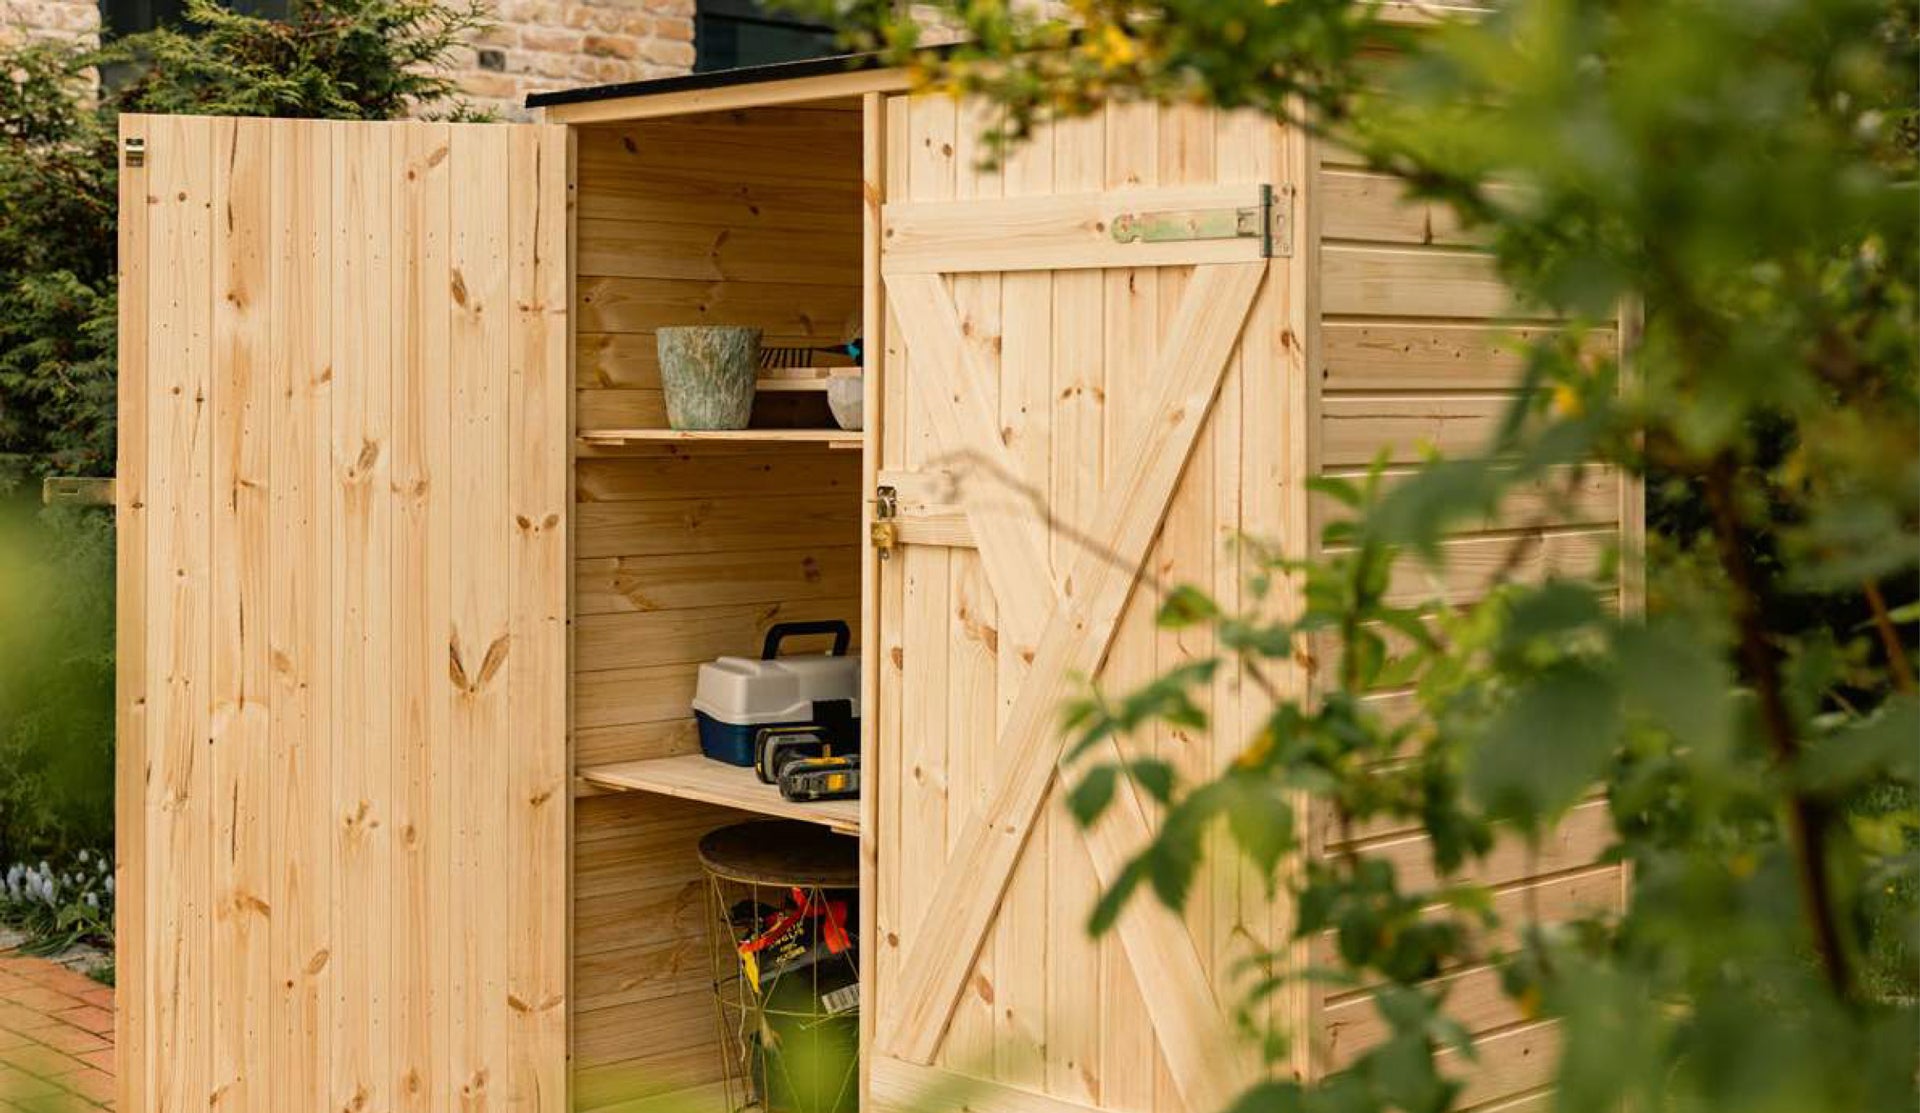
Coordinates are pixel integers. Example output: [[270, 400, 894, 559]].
[[116, 114, 571, 1112], [867, 96, 1308, 1113]]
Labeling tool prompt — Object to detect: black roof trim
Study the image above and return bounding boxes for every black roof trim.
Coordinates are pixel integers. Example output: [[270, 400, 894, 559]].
[[525, 51, 889, 110]]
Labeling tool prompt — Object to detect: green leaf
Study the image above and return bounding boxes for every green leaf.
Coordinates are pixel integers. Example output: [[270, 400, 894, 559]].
[[1613, 618, 1735, 755], [1467, 663, 1621, 824], [1126, 757, 1178, 804], [1799, 696, 1920, 792], [1087, 857, 1148, 937], [1159, 584, 1221, 629], [1067, 765, 1118, 826], [1225, 777, 1296, 876]]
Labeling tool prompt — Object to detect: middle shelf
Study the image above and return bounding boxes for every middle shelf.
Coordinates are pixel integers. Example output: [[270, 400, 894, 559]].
[[578, 753, 861, 836]]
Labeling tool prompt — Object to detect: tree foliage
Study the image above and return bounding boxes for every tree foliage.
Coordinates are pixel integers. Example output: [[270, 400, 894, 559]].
[[804, 0, 1920, 1108], [102, 0, 492, 121]]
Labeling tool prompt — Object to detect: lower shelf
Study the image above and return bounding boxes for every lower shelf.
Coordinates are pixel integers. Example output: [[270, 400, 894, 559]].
[[578, 753, 861, 836], [578, 428, 863, 450]]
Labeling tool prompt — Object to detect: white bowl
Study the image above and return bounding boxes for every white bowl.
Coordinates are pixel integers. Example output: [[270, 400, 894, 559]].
[[826, 375, 864, 431]]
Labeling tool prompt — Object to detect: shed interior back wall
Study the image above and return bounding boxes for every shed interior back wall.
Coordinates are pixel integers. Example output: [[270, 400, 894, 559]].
[[569, 105, 867, 1112]]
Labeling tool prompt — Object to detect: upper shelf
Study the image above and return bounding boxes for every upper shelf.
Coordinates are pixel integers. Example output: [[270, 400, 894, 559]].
[[578, 428, 864, 450], [755, 366, 860, 392], [578, 753, 861, 836]]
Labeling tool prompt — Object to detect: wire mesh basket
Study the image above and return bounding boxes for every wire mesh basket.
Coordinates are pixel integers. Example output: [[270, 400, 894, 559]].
[[698, 820, 861, 1113]]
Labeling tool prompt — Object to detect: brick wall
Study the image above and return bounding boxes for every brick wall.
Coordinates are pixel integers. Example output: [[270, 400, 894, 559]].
[[454, 0, 695, 119], [0, 0, 694, 117]]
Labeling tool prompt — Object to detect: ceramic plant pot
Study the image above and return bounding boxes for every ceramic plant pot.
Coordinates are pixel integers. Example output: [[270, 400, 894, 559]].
[[657, 326, 762, 430], [826, 374, 864, 431]]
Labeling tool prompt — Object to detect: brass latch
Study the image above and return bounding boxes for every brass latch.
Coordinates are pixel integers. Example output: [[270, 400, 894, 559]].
[[870, 485, 898, 559], [1111, 183, 1293, 257], [123, 137, 145, 167], [42, 477, 116, 507]]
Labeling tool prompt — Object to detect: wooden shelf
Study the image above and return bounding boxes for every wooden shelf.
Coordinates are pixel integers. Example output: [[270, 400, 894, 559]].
[[577, 754, 860, 835], [756, 366, 860, 392], [578, 428, 863, 450]]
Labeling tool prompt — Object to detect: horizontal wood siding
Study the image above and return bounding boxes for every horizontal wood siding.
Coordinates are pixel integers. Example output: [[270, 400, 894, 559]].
[[570, 106, 865, 1113], [1307, 144, 1631, 1103]]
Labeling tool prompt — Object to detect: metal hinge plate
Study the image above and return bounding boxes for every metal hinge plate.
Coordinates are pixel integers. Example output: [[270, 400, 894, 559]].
[[870, 485, 898, 559], [43, 477, 116, 507], [1111, 183, 1294, 257], [123, 137, 145, 167]]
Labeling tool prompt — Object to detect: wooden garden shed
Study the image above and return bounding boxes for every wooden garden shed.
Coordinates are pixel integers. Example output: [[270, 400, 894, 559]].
[[114, 45, 1635, 1113]]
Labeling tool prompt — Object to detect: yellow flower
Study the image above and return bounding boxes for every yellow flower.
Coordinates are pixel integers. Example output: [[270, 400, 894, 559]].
[[1096, 23, 1139, 68], [1551, 383, 1584, 418]]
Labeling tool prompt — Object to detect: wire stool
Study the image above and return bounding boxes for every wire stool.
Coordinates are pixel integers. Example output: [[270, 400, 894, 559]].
[[698, 820, 860, 1113]]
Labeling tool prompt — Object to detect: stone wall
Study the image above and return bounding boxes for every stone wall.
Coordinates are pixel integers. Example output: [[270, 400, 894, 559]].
[[0, 0, 101, 46]]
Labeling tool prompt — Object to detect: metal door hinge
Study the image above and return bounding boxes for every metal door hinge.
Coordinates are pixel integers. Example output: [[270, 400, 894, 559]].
[[870, 485, 898, 559], [123, 137, 145, 167], [43, 477, 116, 507], [1112, 183, 1294, 257]]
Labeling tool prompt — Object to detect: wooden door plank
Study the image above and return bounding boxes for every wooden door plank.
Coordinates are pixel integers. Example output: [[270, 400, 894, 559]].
[[145, 109, 215, 1113], [267, 115, 335, 1113], [392, 119, 454, 1113], [209, 113, 274, 1111], [879, 264, 1267, 1113], [114, 112, 152, 1113], [1045, 107, 1107, 1110], [449, 122, 515, 1111], [506, 123, 573, 1112], [1096, 97, 1163, 1113], [331, 118, 397, 1113], [990, 104, 1056, 1090]]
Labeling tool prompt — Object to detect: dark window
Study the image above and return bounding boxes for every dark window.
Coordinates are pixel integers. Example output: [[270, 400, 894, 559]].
[[100, 0, 289, 41], [694, 0, 841, 73]]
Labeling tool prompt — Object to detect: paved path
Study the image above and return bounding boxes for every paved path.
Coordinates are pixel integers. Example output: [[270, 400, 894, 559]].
[[0, 952, 113, 1111]]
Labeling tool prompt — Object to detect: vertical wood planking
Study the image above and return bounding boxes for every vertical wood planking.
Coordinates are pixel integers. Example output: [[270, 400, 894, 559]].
[[1274, 120, 1318, 1085], [899, 92, 955, 1076], [392, 119, 454, 1113], [858, 90, 888, 1107], [449, 123, 514, 1111], [114, 113, 152, 1113], [942, 95, 1004, 1074], [1046, 106, 1106, 1110], [331, 120, 396, 1113], [145, 110, 214, 1113], [873, 94, 911, 1034], [506, 123, 572, 1112], [991, 96, 1054, 1092], [209, 114, 274, 1112], [126, 115, 568, 1111], [268, 116, 336, 1113], [1097, 98, 1161, 1113]]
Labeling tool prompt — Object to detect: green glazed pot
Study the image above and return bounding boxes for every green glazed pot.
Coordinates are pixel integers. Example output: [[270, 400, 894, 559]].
[[657, 326, 762, 430]]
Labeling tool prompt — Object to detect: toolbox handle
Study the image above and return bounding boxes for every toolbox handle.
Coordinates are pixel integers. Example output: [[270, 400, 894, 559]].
[[762, 619, 851, 659]]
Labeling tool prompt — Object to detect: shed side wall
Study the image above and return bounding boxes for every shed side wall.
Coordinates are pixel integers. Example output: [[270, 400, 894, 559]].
[[1308, 145, 1633, 1109]]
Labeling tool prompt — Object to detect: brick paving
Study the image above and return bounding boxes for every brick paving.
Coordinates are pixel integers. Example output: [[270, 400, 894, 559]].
[[0, 952, 113, 1111]]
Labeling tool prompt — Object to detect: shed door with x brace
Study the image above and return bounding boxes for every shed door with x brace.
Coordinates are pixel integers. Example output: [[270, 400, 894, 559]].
[[866, 95, 1308, 1113]]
